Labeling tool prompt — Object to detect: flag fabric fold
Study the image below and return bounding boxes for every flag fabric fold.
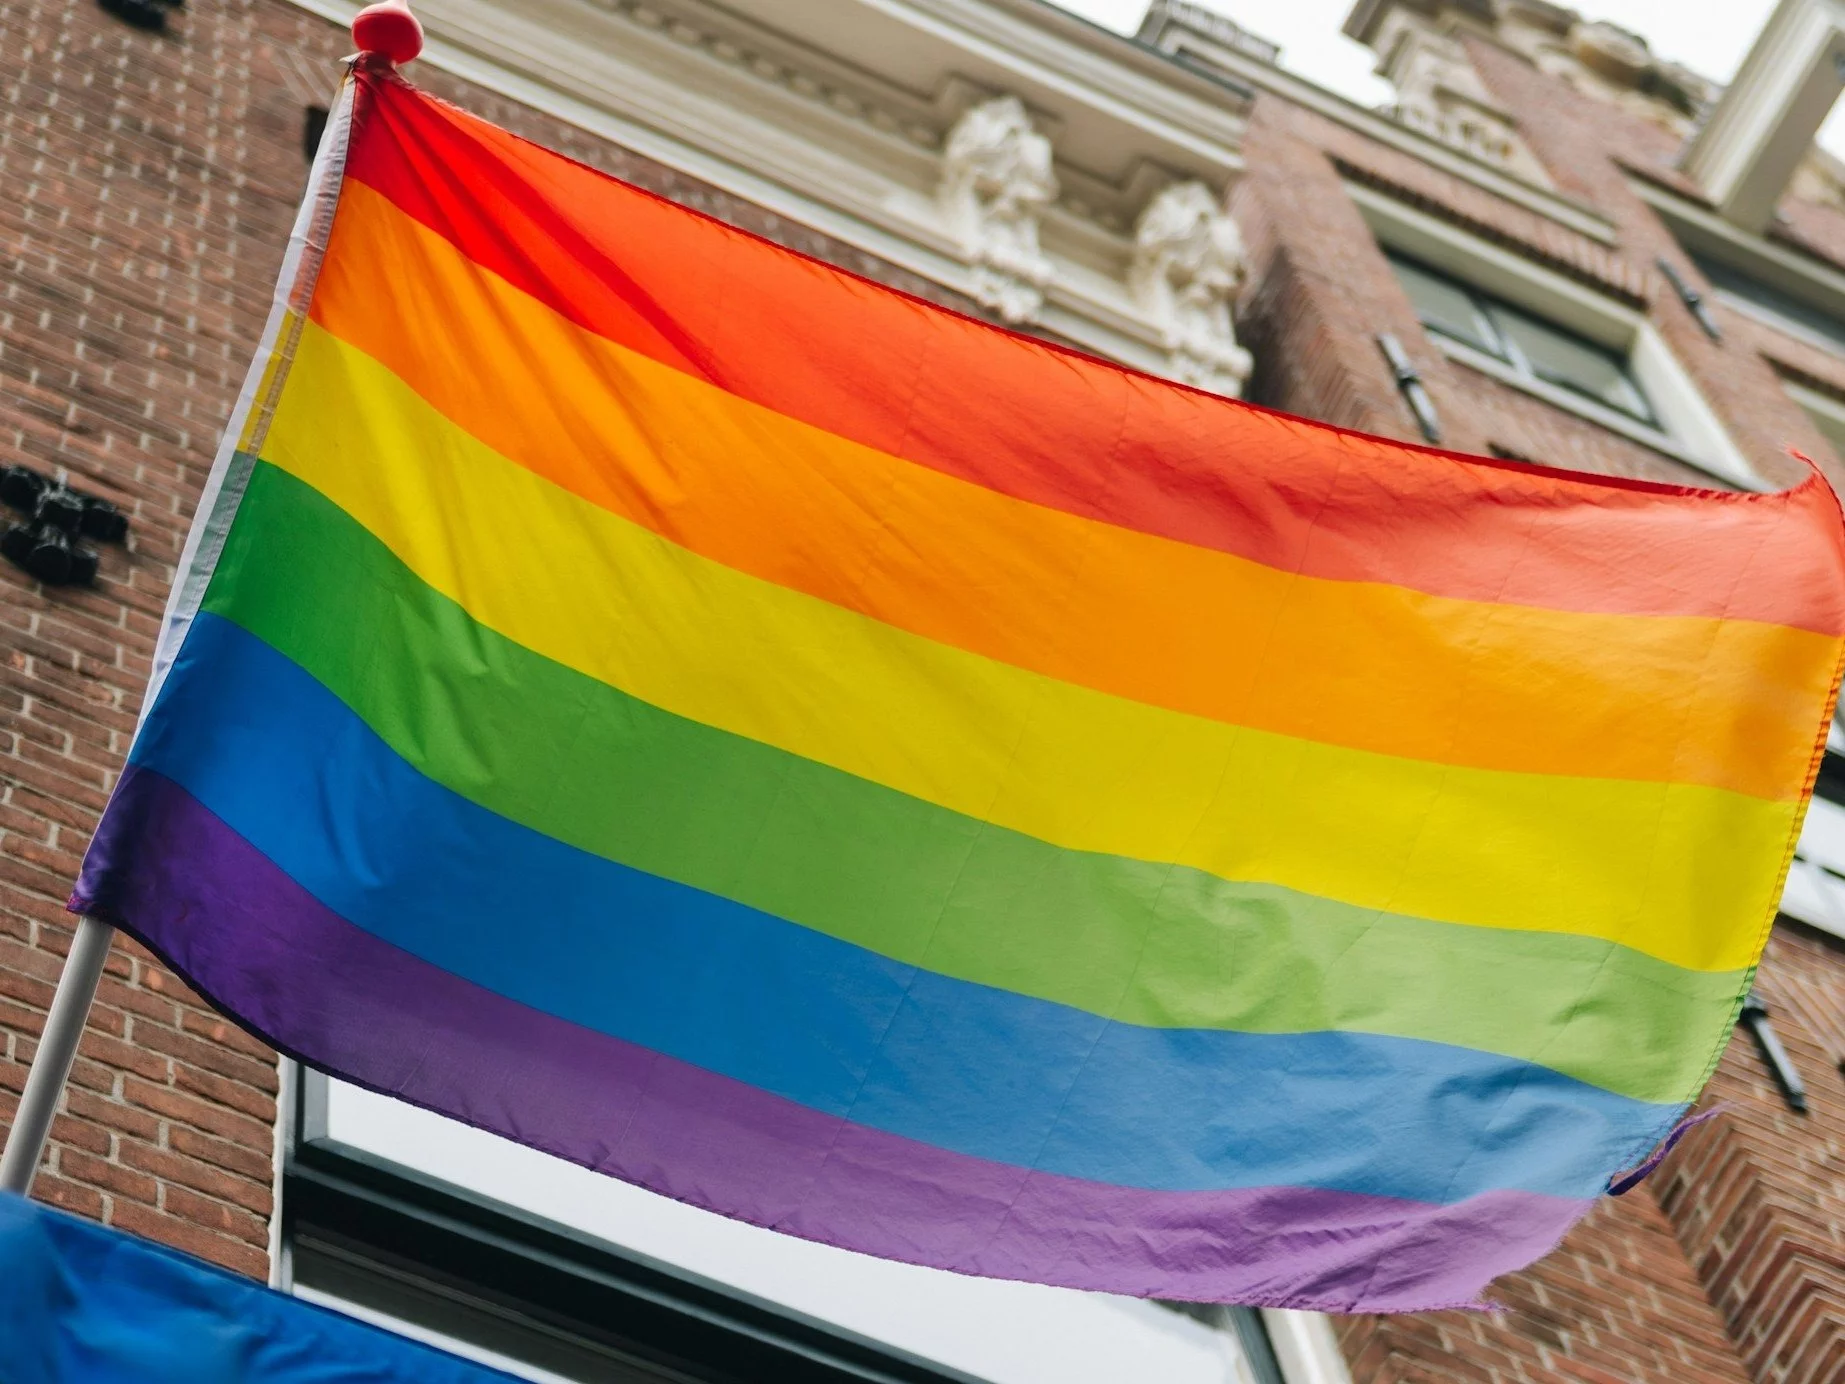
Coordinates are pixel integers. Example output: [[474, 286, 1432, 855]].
[[71, 66, 1845, 1312]]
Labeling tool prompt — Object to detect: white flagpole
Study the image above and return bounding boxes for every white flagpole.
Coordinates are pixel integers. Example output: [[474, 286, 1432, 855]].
[[0, 1, 421, 1200], [0, 918, 115, 1195]]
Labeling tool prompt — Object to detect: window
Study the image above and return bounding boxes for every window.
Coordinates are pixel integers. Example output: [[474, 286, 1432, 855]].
[[1636, 179, 1845, 363], [1781, 730, 1845, 943], [284, 1073, 1311, 1384], [1388, 252, 1657, 425], [1652, 193, 1845, 464], [1351, 180, 1756, 487], [1690, 252, 1845, 356]]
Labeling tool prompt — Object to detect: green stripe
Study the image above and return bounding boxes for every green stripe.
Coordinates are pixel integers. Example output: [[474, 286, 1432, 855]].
[[204, 460, 1742, 1104]]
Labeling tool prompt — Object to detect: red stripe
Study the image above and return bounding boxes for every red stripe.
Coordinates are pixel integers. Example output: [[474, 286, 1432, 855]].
[[340, 72, 1845, 633]]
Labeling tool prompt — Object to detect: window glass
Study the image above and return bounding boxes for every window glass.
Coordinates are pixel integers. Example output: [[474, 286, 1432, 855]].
[[1385, 252, 1657, 428], [1691, 251, 1845, 355], [1490, 307, 1656, 423], [1387, 254, 1499, 353]]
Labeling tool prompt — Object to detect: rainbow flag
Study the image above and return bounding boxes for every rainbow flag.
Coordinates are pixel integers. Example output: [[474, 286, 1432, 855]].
[[72, 69, 1845, 1312]]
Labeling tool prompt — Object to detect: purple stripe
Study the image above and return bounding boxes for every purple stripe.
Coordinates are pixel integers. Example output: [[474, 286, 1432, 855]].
[[74, 765, 1590, 1312]]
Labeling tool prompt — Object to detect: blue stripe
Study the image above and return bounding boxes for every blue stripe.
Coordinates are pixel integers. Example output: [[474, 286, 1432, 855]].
[[132, 614, 1675, 1201]]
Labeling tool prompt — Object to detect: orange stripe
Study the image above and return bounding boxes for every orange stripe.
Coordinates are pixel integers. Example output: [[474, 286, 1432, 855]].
[[308, 179, 1840, 801], [344, 73, 1845, 635]]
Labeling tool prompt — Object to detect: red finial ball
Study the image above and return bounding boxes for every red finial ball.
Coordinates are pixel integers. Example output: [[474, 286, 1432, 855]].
[[351, 0, 424, 65]]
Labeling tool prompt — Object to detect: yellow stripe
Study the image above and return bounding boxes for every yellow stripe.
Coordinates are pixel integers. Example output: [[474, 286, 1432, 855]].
[[309, 182, 1837, 803], [260, 322, 1794, 972]]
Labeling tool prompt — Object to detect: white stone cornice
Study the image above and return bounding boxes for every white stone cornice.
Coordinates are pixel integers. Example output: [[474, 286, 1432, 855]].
[[1148, 0, 1618, 243], [281, 0, 1253, 376]]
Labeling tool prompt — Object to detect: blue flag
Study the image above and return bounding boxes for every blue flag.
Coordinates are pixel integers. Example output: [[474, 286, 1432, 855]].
[[0, 1192, 512, 1383]]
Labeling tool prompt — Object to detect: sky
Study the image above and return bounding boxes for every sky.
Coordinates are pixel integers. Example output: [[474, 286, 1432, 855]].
[[1051, 0, 1845, 155]]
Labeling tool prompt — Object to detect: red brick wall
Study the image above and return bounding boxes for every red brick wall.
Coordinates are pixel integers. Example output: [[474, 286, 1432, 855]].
[[1232, 96, 1719, 486], [1335, 1195, 1754, 1384], [1655, 923, 1845, 1384], [0, 0, 316, 1277], [1461, 38, 1843, 491], [1233, 88, 1816, 491]]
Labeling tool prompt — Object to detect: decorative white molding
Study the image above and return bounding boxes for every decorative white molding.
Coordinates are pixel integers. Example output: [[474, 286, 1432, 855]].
[[281, 0, 1256, 377], [1143, 0, 1617, 243], [1362, 8, 1554, 185], [1346, 0, 1714, 142], [1138, 0, 1279, 65], [939, 96, 1059, 323], [1129, 179, 1252, 395]]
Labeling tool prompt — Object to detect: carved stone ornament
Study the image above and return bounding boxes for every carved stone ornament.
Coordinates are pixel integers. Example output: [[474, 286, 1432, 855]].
[[1129, 180, 1253, 397], [938, 95, 1059, 323], [1378, 19, 1534, 170]]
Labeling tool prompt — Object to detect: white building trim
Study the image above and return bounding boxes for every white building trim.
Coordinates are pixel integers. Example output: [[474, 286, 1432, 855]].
[[1680, 0, 1845, 232], [1786, 374, 1845, 447], [1784, 795, 1845, 942], [284, 0, 1625, 381], [282, 0, 1262, 386]]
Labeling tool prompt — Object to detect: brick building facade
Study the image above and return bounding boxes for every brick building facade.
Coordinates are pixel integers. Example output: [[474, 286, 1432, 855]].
[[2, 0, 1843, 1380]]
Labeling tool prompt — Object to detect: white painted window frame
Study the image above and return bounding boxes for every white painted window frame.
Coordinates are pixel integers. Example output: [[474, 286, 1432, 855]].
[[1711, 282, 1845, 359], [1784, 797, 1845, 942], [1348, 181, 1762, 489], [292, 1065, 1348, 1384], [1642, 184, 1845, 360], [1777, 599, 1845, 945], [1785, 374, 1845, 456], [1261, 1310, 1356, 1384]]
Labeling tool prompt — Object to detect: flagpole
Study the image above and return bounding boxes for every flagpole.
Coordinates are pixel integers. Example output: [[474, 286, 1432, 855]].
[[0, 918, 115, 1194], [0, 0, 423, 1202]]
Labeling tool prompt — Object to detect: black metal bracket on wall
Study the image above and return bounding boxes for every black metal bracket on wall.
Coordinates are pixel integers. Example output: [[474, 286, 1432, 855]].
[[304, 106, 331, 166], [1739, 991, 1808, 1113], [97, 0, 184, 34], [1, 466, 129, 588], [1377, 334, 1442, 444], [1656, 257, 1723, 342]]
